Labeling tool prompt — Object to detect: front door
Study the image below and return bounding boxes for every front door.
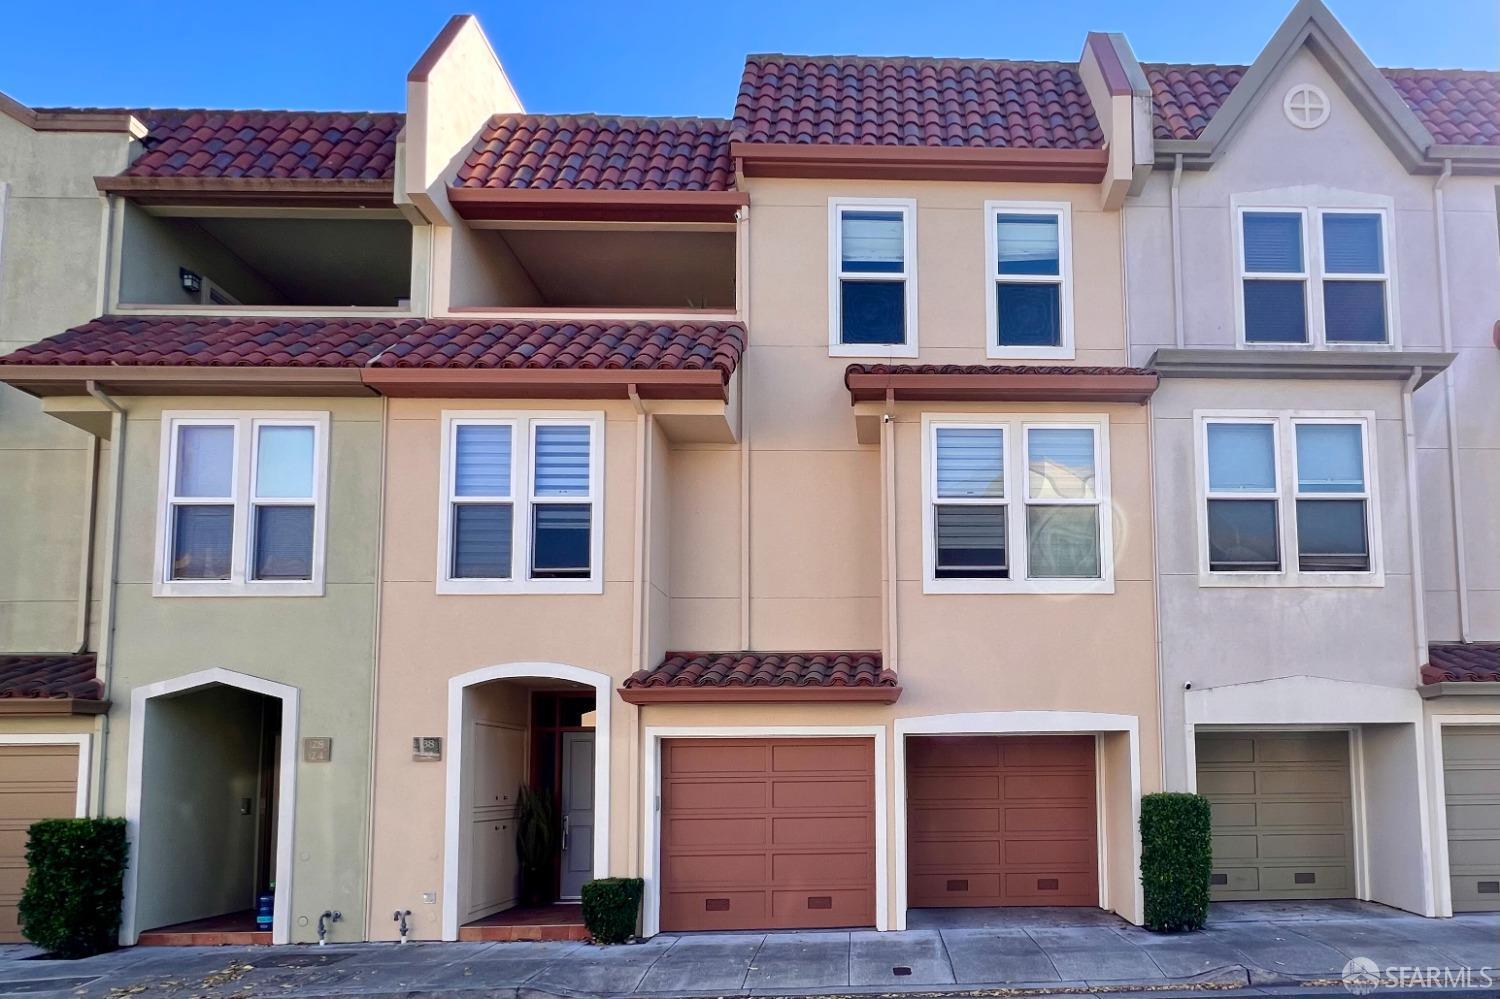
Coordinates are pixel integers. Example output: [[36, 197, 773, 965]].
[[559, 732, 595, 899]]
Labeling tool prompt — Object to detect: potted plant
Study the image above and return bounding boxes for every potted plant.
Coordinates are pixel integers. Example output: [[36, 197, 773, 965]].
[[515, 785, 559, 906]]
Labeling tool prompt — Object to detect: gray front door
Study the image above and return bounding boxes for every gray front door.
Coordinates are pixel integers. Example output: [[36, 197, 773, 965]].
[[559, 732, 595, 900]]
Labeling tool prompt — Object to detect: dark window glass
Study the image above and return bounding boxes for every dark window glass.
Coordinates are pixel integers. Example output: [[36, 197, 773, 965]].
[[1296, 499, 1369, 572], [840, 281, 905, 345], [172, 505, 233, 580], [253, 506, 314, 580], [1207, 499, 1280, 572], [1322, 213, 1383, 274], [996, 283, 1061, 347], [452, 503, 512, 579], [934, 505, 1007, 578], [1243, 212, 1304, 272], [1323, 282, 1387, 343], [1243, 280, 1308, 343], [532, 504, 592, 578]]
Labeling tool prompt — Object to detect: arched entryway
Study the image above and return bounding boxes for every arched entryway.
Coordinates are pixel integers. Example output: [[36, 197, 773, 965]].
[[121, 668, 299, 945], [441, 662, 611, 940]]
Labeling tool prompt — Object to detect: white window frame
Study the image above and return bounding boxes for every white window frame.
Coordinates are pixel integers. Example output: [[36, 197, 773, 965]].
[[1193, 409, 1383, 588], [922, 413, 1114, 595], [1231, 191, 1400, 350], [437, 410, 605, 595], [153, 410, 330, 597], [828, 197, 918, 358], [985, 201, 1074, 360]]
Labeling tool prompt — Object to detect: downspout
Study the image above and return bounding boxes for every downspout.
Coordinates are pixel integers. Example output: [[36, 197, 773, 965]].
[[1402, 368, 1429, 667], [1169, 154, 1185, 349], [84, 381, 125, 818], [1432, 160, 1471, 642], [882, 391, 899, 673], [736, 204, 752, 650], [73, 437, 100, 653], [627, 385, 649, 877], [360, 394, 388, 940]]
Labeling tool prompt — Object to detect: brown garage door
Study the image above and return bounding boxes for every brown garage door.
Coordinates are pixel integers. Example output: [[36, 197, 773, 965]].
[[0, 744, 80, 942], [1197, 731, 1354, 901], [907, 735, 1098, 908], [659, 738, 875, 931]]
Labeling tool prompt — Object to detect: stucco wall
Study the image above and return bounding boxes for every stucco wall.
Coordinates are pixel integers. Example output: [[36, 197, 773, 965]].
[[0, 114, 127, 652], [116, 203, 287, 306], [99, 395, 381, 944]]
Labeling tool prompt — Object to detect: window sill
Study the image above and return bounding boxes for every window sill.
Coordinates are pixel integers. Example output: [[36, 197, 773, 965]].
[[1196, 570, 1385, 589], [922, 577, 1116, 596], [152, 580, 325, 598], [985, 344, 1075, 361], [829, 342, 919, 359], [1238, 341, 1396, 351], [436, 578, 605, 596]]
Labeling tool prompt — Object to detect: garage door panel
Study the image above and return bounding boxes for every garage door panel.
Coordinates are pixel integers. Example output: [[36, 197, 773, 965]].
[[0, 789, 76, 821], [907, 735, 1098, 909], [667, 779, 767, 811], [1198, 732, 1355, 902], [660, 738, 875, 932], [1443, 726, 1500, 912], [0, 745, 80, 942]]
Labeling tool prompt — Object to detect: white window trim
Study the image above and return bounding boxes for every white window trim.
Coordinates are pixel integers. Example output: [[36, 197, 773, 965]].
[[153, 411, 329, 598], [1231, 192, 1400, 351], [922, 413, 1115, 595], [828, 197, 918, 358], [1193, 409, 1383, 588], [984, 200, 1075, 360], [436, 410, 605, 595]]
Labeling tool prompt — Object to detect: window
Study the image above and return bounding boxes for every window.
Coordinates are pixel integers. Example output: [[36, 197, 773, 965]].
[[829, 198, 916, 356], [439, 412, 603, 594], [1236, 203, 1394, 347], [1197, 412, 1379, 585], [986, 202, 1073, 358], [156, 412, 328, 596], [924, 416, 1112, 594]]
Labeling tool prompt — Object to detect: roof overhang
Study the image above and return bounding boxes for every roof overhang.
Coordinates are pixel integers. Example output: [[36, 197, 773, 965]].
[[1149, 348, 1454, 385], [732, 141, 1109, 183], [0, 698, 108, 716], [95, 176, 397, 209], [362, 367, 730, 401], [618, 684, 901, 705], [0, 365, 375, 398], [1420, 681, 1500, 699], [845, 367, 1159, 405], [448, 187, 747, 223], [0, 91, 145, 136]]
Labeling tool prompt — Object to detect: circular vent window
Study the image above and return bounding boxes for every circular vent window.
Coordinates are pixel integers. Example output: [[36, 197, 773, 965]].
[[1284, 84, 1331, 129]]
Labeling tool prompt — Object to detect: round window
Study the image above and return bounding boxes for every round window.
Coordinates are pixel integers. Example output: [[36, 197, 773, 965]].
[[1284, 84, 1331, 129]]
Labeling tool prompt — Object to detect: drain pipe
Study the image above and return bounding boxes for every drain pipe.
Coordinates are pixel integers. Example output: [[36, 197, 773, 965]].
[[881, 392, 900, 673], [1432, 160, 1471, 641], [1169, 154, 1185, 349], [85, 380, 125, 818], [627, 385, 650, 876], [361, 395, 389, 941], [73, 436, 100, 653], [1402, 367, 1429, 667]]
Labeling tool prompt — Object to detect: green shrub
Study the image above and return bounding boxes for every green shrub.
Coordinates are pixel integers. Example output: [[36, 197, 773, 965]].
[[1140, 792, 1212, 933], [580, 877, 643, 944], [19, 818, 128, 957]]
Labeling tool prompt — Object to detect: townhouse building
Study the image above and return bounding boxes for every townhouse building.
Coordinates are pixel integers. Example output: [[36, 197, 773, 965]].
[[0, 0, 1493, 948]]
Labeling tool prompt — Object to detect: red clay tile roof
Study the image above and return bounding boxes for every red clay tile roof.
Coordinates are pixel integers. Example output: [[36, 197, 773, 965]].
[[1145, 63, 1500, 146], [1422, 643, 1500, 684], [624, 652, 895, 689], [0, 654, 102, 701], [1, 317, 746, 376], [454, 115, 734, 191], [92, 108, 403, 180], [733, 55, 1103, 149]]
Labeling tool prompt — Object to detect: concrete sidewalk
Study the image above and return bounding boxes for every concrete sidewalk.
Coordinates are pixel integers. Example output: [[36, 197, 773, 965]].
[[0, 902, 1494, 999]]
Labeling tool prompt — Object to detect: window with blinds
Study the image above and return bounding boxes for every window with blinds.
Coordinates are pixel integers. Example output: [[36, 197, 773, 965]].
[[987, 202, 1073, 357], [830, 199, 916, 356], [1241, 210, 1309, 344], [440, 414, 601, 592], [1320, 212, 1388, 344]]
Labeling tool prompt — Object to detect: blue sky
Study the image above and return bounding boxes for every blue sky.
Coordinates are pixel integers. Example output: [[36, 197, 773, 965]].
[[4, 0, 1495, 117]]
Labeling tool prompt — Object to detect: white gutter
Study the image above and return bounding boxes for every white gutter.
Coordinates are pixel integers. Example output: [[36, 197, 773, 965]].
[[84, 380, 125, 817], [1402, 367, 1429, 667], [1432, 159, 1471, 642], [1170, 154, 1185, 349], [72, 436, 100, 653]]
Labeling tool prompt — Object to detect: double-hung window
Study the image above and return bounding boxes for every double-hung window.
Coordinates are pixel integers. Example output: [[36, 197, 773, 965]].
[[829, 198, 917, 356], [439, 412, 603, 594], [1237, 204, 1393, 346], [1198, 412, 1378, 585], [986, 202, 1073, 358], [157, 412, 328, 596], [925, 416, 1112, 594]]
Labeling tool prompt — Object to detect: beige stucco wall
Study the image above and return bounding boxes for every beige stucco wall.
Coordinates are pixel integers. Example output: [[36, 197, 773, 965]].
[[98, 395, 382, 944], [0, 113, 127, 652], [116, 203, 287, 306]]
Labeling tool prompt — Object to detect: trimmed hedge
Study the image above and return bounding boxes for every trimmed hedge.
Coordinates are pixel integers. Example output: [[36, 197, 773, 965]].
[[19, 818, 128, 957], [1140, 792, 1212, 933], [580, 877, 643, 944]]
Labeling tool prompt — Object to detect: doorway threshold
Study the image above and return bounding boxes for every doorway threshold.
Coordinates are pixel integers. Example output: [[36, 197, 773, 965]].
[[458, 903, 588, 942]]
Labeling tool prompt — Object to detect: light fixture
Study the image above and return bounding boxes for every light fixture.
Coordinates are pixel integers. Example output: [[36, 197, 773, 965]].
[[179, 268, 202, 295]]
